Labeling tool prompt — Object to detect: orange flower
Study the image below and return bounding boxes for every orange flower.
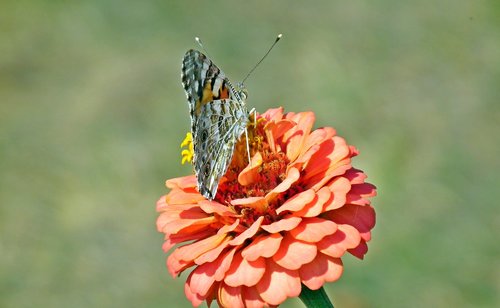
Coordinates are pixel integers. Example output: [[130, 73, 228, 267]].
[[157, 107, 376, 307]]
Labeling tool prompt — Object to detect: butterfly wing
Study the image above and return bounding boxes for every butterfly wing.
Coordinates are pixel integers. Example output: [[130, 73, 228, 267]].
[[194, 99, 248, 200], [181, 50, 248, 200], [181, 49, 231, 138]]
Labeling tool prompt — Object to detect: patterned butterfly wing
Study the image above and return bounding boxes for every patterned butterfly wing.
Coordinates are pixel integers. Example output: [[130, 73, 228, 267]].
[[181, 49, 248, 200]]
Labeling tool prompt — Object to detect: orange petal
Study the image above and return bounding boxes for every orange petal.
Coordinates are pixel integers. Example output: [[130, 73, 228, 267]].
[[317, 224, 361, 258], [228, 216, 264, 246], [344, 168, 368, 184], [218, 284, 244, 308], [157, 214, 215, 235], [242, 286, 267, 308], [166, 253, 192, 277], [165, 188, 206, 204], [166, 175, 197, 189], [276, 189, 316, 214], [214, 248, 237, 281], [346, 183, 377, 205], [289, 217, 338, 242], [265, 167, 300, 202], [299, 254, 343, 290], [255, 260, 301, 306], [174, 233, 228, 263], [184, 279, 206, 307], [231, 197, 268, 213], [261, 107, 284, 122], [217, 219, 240, 235], [272, 234, 317, 270], [293, 187, 332, 218], [224, 252, 266, 287], [162, 228, 216, 252], [187, 261, 218, 298], [199, 200, 237, 216], [238, 152, 263, 186], [323, 177, 351, 211], [195, 236, 232, 265], [241, 233, 283, 261], [264, 119, 296, 153], [348, 240, 368, 259], [284, 111, 315, 162], [325, 204, 376, 241], [261, 215, 302, 233]]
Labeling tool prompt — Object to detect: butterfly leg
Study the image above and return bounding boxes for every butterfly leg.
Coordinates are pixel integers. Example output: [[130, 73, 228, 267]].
[[244, 127, 251, 166]]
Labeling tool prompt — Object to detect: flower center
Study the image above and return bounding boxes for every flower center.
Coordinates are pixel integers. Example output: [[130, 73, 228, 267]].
[[214, 116, 300, 223]]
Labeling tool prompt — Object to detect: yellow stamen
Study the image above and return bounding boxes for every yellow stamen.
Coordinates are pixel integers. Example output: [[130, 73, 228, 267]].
[[180, 132, 194, 164]]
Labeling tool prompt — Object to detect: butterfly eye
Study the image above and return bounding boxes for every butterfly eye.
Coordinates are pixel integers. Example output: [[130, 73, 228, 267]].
[[239, 89, 248, 101]]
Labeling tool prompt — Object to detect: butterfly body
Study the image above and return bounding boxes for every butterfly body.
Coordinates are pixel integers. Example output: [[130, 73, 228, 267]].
[[181, 49, 249, 200]]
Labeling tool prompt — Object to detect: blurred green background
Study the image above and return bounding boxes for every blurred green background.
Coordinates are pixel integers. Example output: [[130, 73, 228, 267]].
[[1, 0, 498, 307]]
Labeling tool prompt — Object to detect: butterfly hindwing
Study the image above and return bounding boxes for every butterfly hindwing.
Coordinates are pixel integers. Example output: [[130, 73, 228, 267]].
[[194, 99, 248, 199]]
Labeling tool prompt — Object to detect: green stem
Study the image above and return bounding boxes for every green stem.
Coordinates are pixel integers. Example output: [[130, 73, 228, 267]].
[[298, 285, 334, 308]]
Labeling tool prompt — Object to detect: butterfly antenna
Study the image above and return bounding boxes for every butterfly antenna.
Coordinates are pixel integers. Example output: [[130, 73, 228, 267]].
[[195, 37, 213, 59], [241, 33, 283, 84]]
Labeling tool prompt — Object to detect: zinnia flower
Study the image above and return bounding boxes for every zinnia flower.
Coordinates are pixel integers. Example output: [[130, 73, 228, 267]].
[[156, 107, 376, 307]]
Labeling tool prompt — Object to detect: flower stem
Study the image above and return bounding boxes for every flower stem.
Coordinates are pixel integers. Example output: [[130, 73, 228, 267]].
[[299, 285, 334, 308]]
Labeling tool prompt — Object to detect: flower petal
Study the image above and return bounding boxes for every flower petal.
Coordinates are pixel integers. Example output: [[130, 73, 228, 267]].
[[325, 204, 376, 242], [323, 177, 351, 211], [195, 236, 232, 265], [242, 286, 267, 308], [224, 252, 266, 287], [261, 216, 302, 233], [173, 233, 228, 263], [165, 175, 197, 189], [199, 200, 238, 216], [284, 111, 315, 162], [272, 234, 317, 270], [348, 240, 369, 259], [218, 284, 244, 308], [264, 120, 296, 153], [293, 187, 332, 217], [265, 167, 300, 202], [276, 189, 316, 214], [289, 217, 338, 242], [238, 152, 263, 186], [317, 224, 362, 258], [228, 216, 264, 246], [187, 261, 218, 298], [255, 260, 301, 306], [214, 248, 237, 281], [299, 254, 343, 290], [241, 233, 283, 261]]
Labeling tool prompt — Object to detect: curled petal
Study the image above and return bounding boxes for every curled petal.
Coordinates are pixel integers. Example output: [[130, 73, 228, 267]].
[[238, 152, 264, 186], [218, 284, 244, 308]]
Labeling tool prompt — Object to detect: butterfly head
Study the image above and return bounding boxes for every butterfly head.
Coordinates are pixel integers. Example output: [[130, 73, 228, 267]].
[[235, 82, 248, 103]]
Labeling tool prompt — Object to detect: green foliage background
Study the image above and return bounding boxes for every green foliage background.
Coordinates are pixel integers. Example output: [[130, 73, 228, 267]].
[[1, 1, 498, 307]]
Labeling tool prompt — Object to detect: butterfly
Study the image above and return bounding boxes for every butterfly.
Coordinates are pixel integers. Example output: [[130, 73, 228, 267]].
[[181, 49, 250, 200]]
